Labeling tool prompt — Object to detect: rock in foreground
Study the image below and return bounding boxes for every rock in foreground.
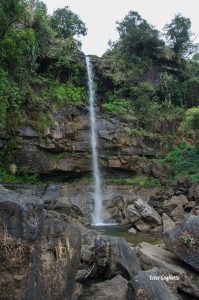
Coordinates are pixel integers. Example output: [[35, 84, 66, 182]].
[[128, 268, 178, 300], [165, 215, 199, 272]]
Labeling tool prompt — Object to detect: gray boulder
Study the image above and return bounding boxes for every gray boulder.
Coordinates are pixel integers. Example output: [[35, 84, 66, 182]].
[[165, 215, 199, 272], [107, 237, 141, 279], [77, 274, 128, 300], [128, 268, 178, 300], [137, 242, 199, 298], [0, 187, 81, 300], [127, 199, 162, 232]]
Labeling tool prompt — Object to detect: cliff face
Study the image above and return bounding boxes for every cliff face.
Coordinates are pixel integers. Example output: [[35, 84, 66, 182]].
[[0, 104, 174, 179]]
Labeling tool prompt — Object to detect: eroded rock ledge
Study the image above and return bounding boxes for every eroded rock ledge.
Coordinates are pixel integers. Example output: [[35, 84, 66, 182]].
[[0, 104, 172, 178]]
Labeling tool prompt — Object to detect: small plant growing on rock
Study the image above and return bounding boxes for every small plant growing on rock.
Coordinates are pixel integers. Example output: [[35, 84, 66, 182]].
[[180, 232, 196, 247]]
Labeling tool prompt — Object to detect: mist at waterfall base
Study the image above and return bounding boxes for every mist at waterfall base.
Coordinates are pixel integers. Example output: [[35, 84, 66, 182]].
[[86, 56, 118, 226]]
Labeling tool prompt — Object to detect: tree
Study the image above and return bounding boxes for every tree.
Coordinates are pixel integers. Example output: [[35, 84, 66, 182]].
[[164, 14, 198, 58], [0, 0, 26, 38], [50, 6, 87, 39], [116, 11, 163, 61]]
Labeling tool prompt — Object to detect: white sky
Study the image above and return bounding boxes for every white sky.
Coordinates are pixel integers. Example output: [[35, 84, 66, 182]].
[[43, 0, 199, 56]]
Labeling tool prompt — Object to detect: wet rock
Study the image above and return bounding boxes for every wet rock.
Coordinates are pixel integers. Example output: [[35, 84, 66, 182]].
[[134, 219, 155, 232], [165, 215, 199, 272], [128, 228, 137, 234]]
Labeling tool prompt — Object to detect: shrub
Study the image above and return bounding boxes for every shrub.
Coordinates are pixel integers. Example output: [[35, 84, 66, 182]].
[[0, 168, 39, 184], [43, 82, 86, 105], [181, 106, 199, 135], [161, 141, 199, 182]]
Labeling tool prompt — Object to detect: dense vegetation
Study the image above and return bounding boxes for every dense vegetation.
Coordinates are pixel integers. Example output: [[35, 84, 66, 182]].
[[0, 0, 87, 131], [99, 12, 198, 126], [1, 1, 199, 184]]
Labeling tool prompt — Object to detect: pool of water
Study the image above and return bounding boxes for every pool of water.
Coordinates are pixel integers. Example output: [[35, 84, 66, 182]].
[[91, 225, 163, 246]]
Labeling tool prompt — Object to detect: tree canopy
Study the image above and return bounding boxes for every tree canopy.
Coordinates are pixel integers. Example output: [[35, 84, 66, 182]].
[[116, 11, 164, 61], [50, 6, 87, 38], [164, 14, 198, 58], [0, 0, 87, 129]]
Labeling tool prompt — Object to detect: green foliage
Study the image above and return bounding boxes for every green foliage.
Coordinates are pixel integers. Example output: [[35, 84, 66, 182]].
[[180, 232, 196, 247], [0, 168, 39, 184], [0, 0, 87, 132], [50, 6, 87, 38], [181, 60, 199, 107], [0, 0, 26, 39], [160, 72, 184, 106], [161, 141, 199, 182], [181, 106, 199, 135], [103, 11, 199, 122], [164, 14, 198, 58], [102, 99, 132, 114], [0, 68, 22, 128], [116, 11, 163, 61], [43, 81, 86, 105], [105, 175, 161, 187]]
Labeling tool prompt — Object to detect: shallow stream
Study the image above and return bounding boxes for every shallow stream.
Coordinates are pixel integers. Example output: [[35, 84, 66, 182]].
[[91, 225, 163, 246]]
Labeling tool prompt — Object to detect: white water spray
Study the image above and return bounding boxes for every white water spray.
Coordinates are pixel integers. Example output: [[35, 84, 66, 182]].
[[86, 56, 103, 225]]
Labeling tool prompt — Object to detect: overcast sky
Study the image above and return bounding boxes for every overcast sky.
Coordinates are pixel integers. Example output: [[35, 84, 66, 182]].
[[43, 0, 199, 56]]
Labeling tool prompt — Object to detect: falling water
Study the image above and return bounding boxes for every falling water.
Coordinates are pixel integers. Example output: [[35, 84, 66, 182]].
[[86, 56, 103, 225]]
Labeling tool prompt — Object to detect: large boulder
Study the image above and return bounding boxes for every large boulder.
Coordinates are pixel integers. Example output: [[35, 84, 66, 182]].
[[163, 194, 188, 213], [26, 213, 81, 300], [0, 187, 42, 240], [165, 215, 199, 272], [135, 199, 162, 224], [77, 274, 128, 300], [0, 187, 81, 300], [84, 236, 141, 281], [128, 268, 178, 300], [127, 199, 162, 232], [107, 237, 141, 279], [137, 242, 199, 298]]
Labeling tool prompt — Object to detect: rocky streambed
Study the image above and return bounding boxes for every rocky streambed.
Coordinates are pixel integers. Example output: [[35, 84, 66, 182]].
[[0, 179, 199, 300]]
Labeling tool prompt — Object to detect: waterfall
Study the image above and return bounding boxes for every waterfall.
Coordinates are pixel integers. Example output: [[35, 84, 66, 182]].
[[86, 56, 103, 225]]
